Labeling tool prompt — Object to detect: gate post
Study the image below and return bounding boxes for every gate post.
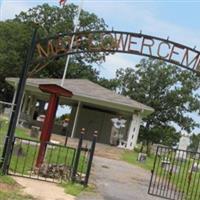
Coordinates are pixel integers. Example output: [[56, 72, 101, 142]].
[[71, 128, 85, 182], [84, 131, 97, 186], [1, 27, 38, 174], [35, 94, 59, 168]]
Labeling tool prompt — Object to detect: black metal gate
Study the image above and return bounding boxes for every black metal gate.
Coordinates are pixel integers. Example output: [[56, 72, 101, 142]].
[[148, 146, 200, 200], [5, 131, 96, 186]]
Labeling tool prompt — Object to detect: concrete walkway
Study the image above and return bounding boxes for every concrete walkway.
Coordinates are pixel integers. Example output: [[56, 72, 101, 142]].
[[13, 177, 75, 200], [78, 156, 161, 200]]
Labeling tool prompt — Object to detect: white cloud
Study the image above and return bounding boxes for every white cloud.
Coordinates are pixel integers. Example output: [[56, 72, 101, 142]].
[[96, 53, 140, 79]]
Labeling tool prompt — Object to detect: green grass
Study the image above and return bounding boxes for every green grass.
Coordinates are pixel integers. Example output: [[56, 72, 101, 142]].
[[0, 175, 16, 185], [0, 119, 34, 157], [0, 119, 87, 177], [9, 142, 87, 176], [153, 153, 200, 200], [122, 150, 200, 200], [0, 175, 35, 200], [60, 182, 94, 196], [0, 191, 34, 200], [121, 150, 155, 171]]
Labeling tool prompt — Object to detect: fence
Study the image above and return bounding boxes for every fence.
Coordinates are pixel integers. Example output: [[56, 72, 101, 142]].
[[3, 131, 96, 186], [148, 146, 200, 200], [71, 131, 97, 186], [0, 101, 13, 164], [8, 136, 76, 182]]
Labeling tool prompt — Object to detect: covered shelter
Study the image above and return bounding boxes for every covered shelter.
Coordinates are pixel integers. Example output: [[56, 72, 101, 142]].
[[6, 78, 154, 150]]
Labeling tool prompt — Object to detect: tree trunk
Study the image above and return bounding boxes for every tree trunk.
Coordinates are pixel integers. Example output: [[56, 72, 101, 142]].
[[140, 141, 144, 152], [146, 140, 152, 156]]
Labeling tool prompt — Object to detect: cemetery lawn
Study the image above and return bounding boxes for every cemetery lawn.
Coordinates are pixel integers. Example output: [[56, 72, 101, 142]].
[[121, 150, 155, 171], [0, 175, 35, 200], [122, 150, 200, 200], [0, 121, 87, 176], [60, 182, 95, 196]]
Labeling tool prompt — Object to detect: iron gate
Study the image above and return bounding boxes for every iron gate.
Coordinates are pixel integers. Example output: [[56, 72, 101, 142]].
[[3, 132, 96, 186], [8, 136, 76, 182], [148, 146, 200, 200]]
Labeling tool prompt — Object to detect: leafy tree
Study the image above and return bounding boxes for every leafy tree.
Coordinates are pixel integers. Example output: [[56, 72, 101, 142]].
[[0, 21, 33, 102], [0, 3, 108, 102], [15, 3, 108, 74], [116, 59, 200, 154], [98, 78, 119, 90], [189, 133, 200, 152]]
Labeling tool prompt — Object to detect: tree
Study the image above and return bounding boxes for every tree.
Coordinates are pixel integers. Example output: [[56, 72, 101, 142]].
[[189, 134, 200, 152], [98, 78, 119, 91], [116, 59, 200, 154], [0, 3, 108, 102], [15, 3, 108, 73], [0, 21, 33, 102]]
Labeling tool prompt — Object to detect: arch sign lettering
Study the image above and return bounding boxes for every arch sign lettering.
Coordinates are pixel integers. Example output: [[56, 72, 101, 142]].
[[35, 31, 200, 74]]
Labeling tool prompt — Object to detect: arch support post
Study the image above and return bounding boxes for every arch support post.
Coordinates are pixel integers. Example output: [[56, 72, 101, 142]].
[[35, 94, 59, 168]]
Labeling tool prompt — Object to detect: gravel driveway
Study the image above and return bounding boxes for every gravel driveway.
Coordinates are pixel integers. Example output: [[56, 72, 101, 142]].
[[78, 156, 161, 200]]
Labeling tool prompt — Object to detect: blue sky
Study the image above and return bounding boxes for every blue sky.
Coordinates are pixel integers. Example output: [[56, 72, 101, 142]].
[[1, 0, 200, 133], [1, 0, 200, 77]]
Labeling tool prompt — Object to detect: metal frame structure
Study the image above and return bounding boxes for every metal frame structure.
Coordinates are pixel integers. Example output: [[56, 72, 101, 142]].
[[33, 30, 200, 75], [7, 131, 96, 186]]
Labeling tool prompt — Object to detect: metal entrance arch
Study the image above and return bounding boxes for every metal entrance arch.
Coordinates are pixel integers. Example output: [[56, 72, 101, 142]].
[[32, 30, 200, 76]]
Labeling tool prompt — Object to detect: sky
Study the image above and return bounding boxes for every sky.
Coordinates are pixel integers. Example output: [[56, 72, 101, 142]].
[[1, 0, 200, 133]]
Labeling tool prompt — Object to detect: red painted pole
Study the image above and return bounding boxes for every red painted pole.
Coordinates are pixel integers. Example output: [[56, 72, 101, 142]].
[[35, 94, 59, 168]]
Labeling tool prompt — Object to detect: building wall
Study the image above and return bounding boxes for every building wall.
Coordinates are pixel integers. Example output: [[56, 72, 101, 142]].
[[74, 106, 131, 144], [74, 107, 112, 143]]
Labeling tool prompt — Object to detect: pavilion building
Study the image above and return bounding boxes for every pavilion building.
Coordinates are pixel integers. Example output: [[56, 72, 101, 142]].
[[6, 78, 154, 150]]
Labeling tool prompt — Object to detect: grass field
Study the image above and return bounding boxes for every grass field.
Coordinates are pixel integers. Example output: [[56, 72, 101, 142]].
[[0, 118, 87, 180], [122, 150, 155, 171], [122, 149, 200, 200]]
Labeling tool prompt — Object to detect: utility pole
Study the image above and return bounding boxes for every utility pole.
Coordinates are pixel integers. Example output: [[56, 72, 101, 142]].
[[60, 0, 84, 86]]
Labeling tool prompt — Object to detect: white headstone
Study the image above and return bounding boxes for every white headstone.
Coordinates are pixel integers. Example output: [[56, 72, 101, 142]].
[[178, 135, 190, 151], [176, 135, 190, 161]]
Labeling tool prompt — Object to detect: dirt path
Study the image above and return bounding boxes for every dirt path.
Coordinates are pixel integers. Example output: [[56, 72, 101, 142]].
[[51, 134, 124, 160], [78, 156, 161, 200], [13, 177, 75, 200]]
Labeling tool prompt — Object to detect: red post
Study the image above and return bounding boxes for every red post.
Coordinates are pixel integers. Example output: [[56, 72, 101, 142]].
[[35, 94, 59, 168]]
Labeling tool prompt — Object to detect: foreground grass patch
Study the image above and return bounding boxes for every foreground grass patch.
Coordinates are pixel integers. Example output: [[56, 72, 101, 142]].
[[0, 175, 35, 200], [60, 182, 94, 196], [0, 175, 16, 185], [0, 191, 34, 200]]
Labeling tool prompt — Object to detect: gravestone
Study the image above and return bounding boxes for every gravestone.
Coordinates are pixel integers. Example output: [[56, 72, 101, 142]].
[[30, 126, 40, 138], [137, 153, 147, 162], [176, 134, 190, 161]]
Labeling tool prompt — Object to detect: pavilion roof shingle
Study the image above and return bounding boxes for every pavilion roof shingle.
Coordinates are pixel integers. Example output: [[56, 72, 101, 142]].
[[6, 78, 154, 114]]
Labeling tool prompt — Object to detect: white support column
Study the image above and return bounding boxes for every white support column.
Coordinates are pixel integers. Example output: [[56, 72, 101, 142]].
[[126, 113, 142, 150], [27, 96, 33, 115], [22, 94, 28, 113], [9, 82, 17, 120], [71, 102, 81, 138], [30, 97, 37, 119], [16, 92, 25, 125]]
